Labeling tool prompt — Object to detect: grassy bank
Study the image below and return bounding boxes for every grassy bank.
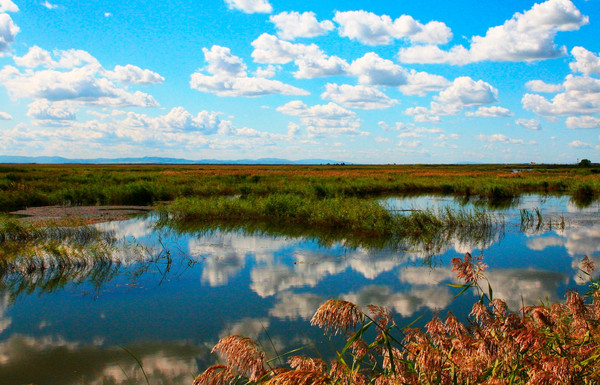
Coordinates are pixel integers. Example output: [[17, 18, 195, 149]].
[[0, 164, 599, 212], [157, 194, 498, 251]]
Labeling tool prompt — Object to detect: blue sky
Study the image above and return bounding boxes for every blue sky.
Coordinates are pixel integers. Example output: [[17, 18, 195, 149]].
[[1, 0, 600, 163]]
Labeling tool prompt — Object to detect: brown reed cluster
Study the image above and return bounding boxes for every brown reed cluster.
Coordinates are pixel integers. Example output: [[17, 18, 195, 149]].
[[194, 254, 600, 385]]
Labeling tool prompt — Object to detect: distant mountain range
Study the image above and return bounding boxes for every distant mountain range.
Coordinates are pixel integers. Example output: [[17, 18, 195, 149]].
[[0, 155, 348, 165]]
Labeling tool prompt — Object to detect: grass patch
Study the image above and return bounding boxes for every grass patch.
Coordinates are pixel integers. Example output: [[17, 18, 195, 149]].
[[157, 195, 499, 252]]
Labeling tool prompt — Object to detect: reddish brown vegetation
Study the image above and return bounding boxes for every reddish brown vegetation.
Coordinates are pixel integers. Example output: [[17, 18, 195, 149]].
[[194, 255, 600, 384]]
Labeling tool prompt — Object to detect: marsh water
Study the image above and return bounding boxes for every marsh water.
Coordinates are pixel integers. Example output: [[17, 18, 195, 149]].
[[1, 194, 599, 384]]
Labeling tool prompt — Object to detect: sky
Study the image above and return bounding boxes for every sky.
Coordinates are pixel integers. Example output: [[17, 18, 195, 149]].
[[1, 0, 600, 163]]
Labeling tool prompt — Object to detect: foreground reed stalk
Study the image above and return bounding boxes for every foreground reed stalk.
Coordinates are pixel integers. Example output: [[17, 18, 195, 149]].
[[194, 254, 600, 384]]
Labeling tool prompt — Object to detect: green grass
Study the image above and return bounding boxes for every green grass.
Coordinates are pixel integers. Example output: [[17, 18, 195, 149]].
[[0, 164, 599, 212], [157, 194, 498, 252]]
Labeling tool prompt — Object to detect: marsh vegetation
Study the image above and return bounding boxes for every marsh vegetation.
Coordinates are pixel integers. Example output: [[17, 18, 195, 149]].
[[0, 164, 599, 384]]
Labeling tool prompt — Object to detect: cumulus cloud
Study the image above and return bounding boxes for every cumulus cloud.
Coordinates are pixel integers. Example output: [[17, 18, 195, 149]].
[[190, 45, 308, 97], [515, 118, 542, 130], [333, 10, 452, 45], [400, 70, 450, 96], [437, 77, 498, 106], [13, 46, 100, 68], [27, 100, 77, 121], [270, 11, 334, 40], [566, 116, 600, 129], [526, 80, 563, 93], [398, 0, 588, 64], [466, 106, 513, 117], [478, 134, 526, 144], [251, 34, 348, 79], [348, 52, 408, 87], [321, 83, 398, 110], [568, 140, 591, 148], [277, 100, 366, 137], [106, 64, 164, 85], [0, 12, 19, 54], [0, 111, 12, 120], [0, 0, 18, 12], [522, 75, 600, 116], [348, 52, 450, 96], [0, 65, 158, 107], [224, 0, 272, 14], [570, 46, 600, 76], [404, 77, 498, 121]]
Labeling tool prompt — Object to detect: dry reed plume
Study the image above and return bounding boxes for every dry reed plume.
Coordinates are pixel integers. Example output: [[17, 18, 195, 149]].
[[194, 254, 600, 384]]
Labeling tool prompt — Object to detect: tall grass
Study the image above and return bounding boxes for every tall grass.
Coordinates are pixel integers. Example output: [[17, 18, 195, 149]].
[[157, 195, 499, 253]]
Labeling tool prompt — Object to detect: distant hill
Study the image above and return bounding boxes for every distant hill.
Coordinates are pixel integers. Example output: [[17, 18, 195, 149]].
[[0, 155, 348, 165]]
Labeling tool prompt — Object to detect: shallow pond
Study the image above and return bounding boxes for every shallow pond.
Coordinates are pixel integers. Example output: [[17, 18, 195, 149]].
[[0, 195, 599, 384]]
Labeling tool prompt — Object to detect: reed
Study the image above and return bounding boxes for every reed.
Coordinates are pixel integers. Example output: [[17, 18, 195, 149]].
[[195, 255, 600, 384]]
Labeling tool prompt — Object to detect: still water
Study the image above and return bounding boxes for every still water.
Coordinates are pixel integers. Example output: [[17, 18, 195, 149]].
[[0, 195, 598, 384]]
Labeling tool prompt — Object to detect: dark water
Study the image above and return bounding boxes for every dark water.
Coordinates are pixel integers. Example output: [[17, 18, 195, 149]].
[[0, 195, 599, 384]]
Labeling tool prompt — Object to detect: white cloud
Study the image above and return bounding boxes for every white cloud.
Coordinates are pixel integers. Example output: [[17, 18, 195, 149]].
[[404, 76, 497, 122], [190, 45, 308, 97], [522, 75, 600, 116], [404, 107, 441, 123], [224, 0, 272, 14], [255, 64, 278, 78], [478, 134, 525, 144], [0, 65, 158, 107], [397, 140, 421, 148], [570, 46, 600, 76], [568, 140, 591, 148], [566, 116, 600, 129], [251, 33, 316, 64], [526, 80, 563, 93], [399, 70, 450, 96], [27, 100, 76, 121], [42, 1, 58, 10], [0, 0, 18, 12], [321, 83, 398, 110], [466, 106, 513, 117], [251, 34, 348, 79], [378, 121, 405, 131], [398, 0, 588, 64], [13, 46, 100, 68], [515, 118, 542, 130], [104, 12, 112, 18], [437, 76, 498, 106], [0, 12, 19, 54], [270, 11, 334, 40], [333, 10, 452, 45], [277, 100, 366, 137], [0, 111, 12, 120], [106, 64, 164, 85], [294, 52, 348, 79], [348, 52, 407, 87], [398, 45, 470, 65]]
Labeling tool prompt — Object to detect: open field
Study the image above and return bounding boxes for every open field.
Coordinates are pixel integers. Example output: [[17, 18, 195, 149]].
[[1, 163, 599, 213]]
